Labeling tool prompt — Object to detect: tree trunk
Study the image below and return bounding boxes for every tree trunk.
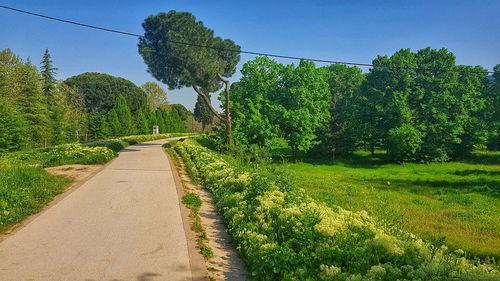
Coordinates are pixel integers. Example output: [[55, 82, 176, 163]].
[[218, 74, 233, 145], [370, 142, 375, 157], [292, 145, 298, 163], [192, 85, 224, 121], [192, 73, 233, 144]]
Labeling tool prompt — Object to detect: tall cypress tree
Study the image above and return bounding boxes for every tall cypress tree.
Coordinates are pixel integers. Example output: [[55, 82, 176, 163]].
[[107, 109, 121, 137], [135, 109, 149, 134], [113, 95, 133, 136], [40, 49, 57, 96], [87, 112, 110, 141]]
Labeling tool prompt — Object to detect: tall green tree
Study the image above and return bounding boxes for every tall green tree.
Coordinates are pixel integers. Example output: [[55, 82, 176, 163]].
[[107, 109, 121, 137], [0, 101, 27, 153], [87, 112, 110, 141], [361, 48, 489, 161], [113, 95, 134, 136], [274, 60, 330, 161], [486, 65, 500, 150], [135, 109, 150, 134], [193, 94, 213, 132], [16, 61, 52, 147], [58, 83, 86, 142], [230, 57, 330, 161], [138, 11, 240, 143], [49, 85, 73, 144], [230, 57, 282, 147], [40, 52, 76, 145], [319, 64, 366, 157], [40, 49, 57, 96]]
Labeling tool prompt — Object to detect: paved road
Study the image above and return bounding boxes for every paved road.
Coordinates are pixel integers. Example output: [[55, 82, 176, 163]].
[[0, 139, 193, 281]]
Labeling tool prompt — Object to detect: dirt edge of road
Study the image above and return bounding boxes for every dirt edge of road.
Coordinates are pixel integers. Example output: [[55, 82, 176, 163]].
[[166, 145, 248, 281], [165, 148, 210, 281]]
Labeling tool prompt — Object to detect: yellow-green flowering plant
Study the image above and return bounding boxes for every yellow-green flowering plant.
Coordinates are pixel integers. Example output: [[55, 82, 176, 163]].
[[173, 139, 499, 281]]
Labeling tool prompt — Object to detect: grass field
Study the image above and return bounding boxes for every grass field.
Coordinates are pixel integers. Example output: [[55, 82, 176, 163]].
[[286, 151, 500, 259]]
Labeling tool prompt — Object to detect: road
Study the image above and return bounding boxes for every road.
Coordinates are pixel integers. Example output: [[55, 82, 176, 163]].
[[0, 139, 196, 281]]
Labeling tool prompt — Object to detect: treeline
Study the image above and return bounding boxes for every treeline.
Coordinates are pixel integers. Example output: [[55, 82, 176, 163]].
[[229, 48, 500, 162], [0, 48, 190, 153]]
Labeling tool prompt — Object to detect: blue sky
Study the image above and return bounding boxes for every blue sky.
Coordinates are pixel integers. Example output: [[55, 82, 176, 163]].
[[1, 0, 499, 110]]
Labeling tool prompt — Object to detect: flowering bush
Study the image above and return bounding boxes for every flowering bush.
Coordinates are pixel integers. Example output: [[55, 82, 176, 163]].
[[173, 139, 499, 281]]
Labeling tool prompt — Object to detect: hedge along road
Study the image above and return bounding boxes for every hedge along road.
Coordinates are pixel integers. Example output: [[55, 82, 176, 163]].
[[0, 138, 201, 281]]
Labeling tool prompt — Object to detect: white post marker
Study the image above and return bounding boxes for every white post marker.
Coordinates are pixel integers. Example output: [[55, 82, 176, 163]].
[[153, 125, 159, 135]]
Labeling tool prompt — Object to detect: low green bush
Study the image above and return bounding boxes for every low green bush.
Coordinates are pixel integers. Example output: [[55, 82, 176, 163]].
[[119, 132, 198, 146], [173, 139, 499, 281], [2, 143, 116, 168], [0, 167, 69, 232], [84, 139, 128, 152], [83, 133, 198, 152]]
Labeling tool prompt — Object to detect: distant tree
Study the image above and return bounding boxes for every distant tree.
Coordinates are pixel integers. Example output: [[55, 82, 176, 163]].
[[275, 61, 330, 162], [147, 109, 158, 131], [361, 48, 489, 161], [1, 49, 52, 148], [107, 109, 121, 137], [40, 51, 76, 145], [113, 95, 134, 136], [141, 81, 168, 110], [193, 94, 213, 132], [155, 109, 165, 133], [40, 49, 57, 95], [49, 85, 73, 144], [486, 64, 500, 150], [0, 49, 23, 103], [0, 102, 27, 152], [58, 83, 86, 142], [87, 112, 110, 141], [230, 57, 330, 161], [451, 65, 489, 155], [16, 61, 52, 147], [170, 104, 191, 122], [319, 64, 366, 157], [135, 109, 150, 134], [138, 11, 240, 143], [359, 49, 417, 157], [230, 57, 282, 147], [64, 73, 147, 113]]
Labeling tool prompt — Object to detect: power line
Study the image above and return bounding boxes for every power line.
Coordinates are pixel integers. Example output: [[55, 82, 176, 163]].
[[0, 4, 495, 75]]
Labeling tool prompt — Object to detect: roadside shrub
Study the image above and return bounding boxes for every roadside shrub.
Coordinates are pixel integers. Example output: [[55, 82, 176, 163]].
[[3, 144, 116, 168], [119, 132, 197, 145], [83, 133, 198, 152], [173, 139, 499, 281], [84, 139, 127, 152]]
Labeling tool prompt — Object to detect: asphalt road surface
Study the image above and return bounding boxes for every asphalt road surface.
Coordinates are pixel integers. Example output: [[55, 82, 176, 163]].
[[0, 139, 193, 281]]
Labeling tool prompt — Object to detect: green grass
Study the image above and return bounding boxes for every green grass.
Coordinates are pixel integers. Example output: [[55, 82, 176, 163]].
[[182, 192, 202, 210], [285, 151, 500, 259], [0, 167, 70, 232]]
